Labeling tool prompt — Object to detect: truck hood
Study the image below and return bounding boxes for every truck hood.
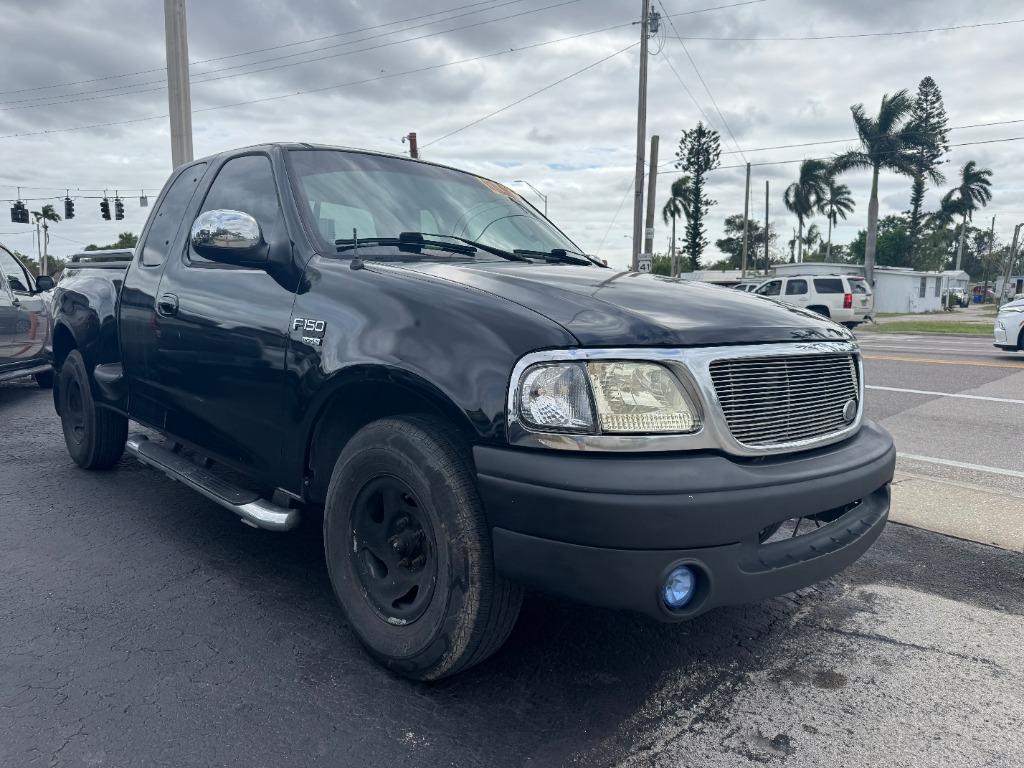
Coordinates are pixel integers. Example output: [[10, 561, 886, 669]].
[[387, 262, 852, 346]]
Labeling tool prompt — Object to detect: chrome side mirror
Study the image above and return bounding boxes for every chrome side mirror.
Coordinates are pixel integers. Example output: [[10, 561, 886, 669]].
[[190, 209, 267, 266]]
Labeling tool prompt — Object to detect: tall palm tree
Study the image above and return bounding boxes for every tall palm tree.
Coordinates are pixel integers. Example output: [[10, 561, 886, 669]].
[[662, 176, 691, 277], [818, 176, 855, 262], [832, 90, 923, 282], [31, 203, 61, 275], [941, 160, 994, 271], [783, 159, 829, 263]]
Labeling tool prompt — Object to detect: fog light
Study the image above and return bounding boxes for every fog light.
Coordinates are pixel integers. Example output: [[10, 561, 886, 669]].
[[663, 565, 696, 609]]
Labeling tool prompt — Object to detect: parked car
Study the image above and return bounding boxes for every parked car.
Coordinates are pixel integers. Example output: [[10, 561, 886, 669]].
[[0, 243, 55, 387], [994, 298, 1024, 352], [50, 143, 895, 680], [731, 281, 763, 292], [754, 273, 873, 327]]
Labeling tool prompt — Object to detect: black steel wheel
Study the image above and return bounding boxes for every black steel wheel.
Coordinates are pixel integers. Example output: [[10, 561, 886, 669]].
[[324, 415, 522, 681], [58, 350, 127, 470], [350, 476, 437, 624]]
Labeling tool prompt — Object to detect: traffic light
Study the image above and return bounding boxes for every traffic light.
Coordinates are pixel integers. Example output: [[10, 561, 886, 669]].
[[114, 197, 124, 221], [9, 200, 28, 224], [64, 196, 75, 220], [100, 197, 110, 220]]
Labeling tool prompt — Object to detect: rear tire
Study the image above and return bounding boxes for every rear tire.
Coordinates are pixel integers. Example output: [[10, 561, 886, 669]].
[[35, 370, 54, 389], [323, 415, 522, 680], [58, 350, 128, 470]]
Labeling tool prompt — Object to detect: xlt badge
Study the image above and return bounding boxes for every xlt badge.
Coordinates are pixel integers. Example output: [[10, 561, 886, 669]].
[[292, 317, 327, 346]]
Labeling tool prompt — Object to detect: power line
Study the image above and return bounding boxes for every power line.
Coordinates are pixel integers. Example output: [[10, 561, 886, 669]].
[[0, 21, 635, 141], [595, 174, 638, 256], [664, 16, 1024, 41], [422, 42, 639, 148], [1, 0, 585, 111], [0, 0, 525, 97], [657, 0, 747, 162], [662, 0, 766, 19]]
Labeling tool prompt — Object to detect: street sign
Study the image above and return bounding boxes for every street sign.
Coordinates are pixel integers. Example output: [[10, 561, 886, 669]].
[[637, 254, 652, 273]]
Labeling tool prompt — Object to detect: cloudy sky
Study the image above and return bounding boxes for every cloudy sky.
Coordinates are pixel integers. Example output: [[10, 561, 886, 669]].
[[1, 0, 1021, 269]]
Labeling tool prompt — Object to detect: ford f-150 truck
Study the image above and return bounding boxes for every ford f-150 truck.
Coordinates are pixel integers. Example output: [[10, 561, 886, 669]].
[[51, 143, 895, 680]]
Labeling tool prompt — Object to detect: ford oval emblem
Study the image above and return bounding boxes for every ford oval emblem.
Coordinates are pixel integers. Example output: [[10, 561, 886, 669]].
[[842, 398, 858, 423]]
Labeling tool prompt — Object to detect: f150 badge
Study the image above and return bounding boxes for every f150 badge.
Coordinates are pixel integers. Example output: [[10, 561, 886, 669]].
[[292, 317, 327, 346]]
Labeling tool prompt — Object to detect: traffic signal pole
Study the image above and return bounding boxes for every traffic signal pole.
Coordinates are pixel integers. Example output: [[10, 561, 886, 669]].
[[164, 0, 194, 168]]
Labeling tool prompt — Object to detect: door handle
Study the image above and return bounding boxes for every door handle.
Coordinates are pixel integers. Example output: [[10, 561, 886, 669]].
[[157, 293, 179, 317]]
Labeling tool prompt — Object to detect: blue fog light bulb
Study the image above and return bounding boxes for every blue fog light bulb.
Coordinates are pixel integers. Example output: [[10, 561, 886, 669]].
[[663, 565, 696, 609]]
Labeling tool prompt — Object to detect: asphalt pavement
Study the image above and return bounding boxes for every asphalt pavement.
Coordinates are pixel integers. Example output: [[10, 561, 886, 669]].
[[2, 335, 1023, 768]]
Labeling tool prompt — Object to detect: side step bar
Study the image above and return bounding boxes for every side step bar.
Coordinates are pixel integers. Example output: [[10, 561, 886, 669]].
[[125, 434, 300, 532]]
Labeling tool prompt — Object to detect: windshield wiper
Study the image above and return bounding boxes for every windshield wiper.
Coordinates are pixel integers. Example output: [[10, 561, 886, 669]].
[[513, 248, 595, 266], [415, 232, 530, 262], [336, 231, 476, 257]]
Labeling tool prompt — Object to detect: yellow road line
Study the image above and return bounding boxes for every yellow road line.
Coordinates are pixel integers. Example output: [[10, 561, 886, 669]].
[[863, 354, 1024, 370]]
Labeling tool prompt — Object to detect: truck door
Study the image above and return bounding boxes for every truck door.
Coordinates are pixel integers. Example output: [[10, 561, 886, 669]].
[[153, 153, 292, 481], [0, 246, 49, 370], [0, 258, 16, 369]]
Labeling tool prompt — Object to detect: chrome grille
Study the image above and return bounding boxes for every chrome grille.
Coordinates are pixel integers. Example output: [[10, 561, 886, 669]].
[[709, 353, 859, 447]]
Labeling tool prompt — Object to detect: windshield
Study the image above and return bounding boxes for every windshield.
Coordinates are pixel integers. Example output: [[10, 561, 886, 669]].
[[288, 149, 582, 260]]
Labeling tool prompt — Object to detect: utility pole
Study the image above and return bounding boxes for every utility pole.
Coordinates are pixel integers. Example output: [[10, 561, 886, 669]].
[[643, 135, 659, 259], [999, 223, 1022, 307], [763, 180, 770, 275], [630, 0, 650, 271], [740, 162, 751, 277], [404, 132, 419, 159], [164, 0, 194, 168], [42, 221, 49, 276]]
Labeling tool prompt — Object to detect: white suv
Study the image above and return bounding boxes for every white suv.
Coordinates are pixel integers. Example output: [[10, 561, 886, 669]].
[[754, 274, 873, 328]]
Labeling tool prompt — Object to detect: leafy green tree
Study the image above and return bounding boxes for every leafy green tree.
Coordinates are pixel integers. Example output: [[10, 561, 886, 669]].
[[907, 76, 949, 260], [848, 215, 913, 268], [818, 175, 855, 262], [714, 213, 776, 270], [85, 231, 139, 251], [940, 161, 993, 271], [661, 176, 691, 277], [782, 159, 829, 263], [833, 90, 923, 282], [674, 122, 722, 269]]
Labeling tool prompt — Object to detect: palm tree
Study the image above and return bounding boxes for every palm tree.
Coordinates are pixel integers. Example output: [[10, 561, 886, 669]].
[[662, 176, 691, 277], [804, 223, 822, 258], [832, 90, 923, 282], [941, 160, 994, 272], [31, 203, 61, 275], [818, 176, 855, 262], [783, 159, 829, 263]]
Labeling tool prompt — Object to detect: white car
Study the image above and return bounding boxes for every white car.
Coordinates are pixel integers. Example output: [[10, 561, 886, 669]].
[[731, 281, 763, 293], [753, 274, 873, 328], [994, 299, 1024, 352]]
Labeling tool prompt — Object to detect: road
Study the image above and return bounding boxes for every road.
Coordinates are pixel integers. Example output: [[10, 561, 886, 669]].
[[1, 333, 1022, 768]]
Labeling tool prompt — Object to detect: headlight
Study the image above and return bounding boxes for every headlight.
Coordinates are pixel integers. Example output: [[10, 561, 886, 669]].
[[516, 361, 701, 435]]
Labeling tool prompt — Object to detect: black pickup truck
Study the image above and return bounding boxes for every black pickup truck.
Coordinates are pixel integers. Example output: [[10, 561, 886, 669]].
[[52, 143, 895, 680]]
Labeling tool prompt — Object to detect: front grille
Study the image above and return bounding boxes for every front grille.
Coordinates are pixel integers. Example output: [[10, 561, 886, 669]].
[[709, 353, 859, 447]]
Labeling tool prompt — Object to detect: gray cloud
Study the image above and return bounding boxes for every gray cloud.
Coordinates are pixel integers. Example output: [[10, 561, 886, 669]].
[[1, 0, 1021, 267]]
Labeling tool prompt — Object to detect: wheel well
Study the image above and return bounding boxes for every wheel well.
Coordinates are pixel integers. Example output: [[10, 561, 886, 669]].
[[305, 377, 476, 505], [52, 324, 77, 370]]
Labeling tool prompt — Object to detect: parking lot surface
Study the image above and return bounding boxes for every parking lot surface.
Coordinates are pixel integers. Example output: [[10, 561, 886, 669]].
[[2, 332, 1023, 767]]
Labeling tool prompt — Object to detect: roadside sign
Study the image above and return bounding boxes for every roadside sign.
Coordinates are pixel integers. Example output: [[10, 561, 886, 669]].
[[637, 254, 652, 273]]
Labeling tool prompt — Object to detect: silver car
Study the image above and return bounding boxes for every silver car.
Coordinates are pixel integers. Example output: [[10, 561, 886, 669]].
[[994, 299, 1024, 352]]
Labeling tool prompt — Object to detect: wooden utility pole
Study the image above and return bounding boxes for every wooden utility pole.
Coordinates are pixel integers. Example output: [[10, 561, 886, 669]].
[[630, 0, 650, 271], [763, 180, 770, 275], [999, 223, 1022, 307], [643, 135, 659, 259], [740, 162, 751, 277], [164, 0, 193, 168], [405, 132, 419, 159]]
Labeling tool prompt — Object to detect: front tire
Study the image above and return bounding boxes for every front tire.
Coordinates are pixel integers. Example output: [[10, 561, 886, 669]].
[[323, 415, 522, 680], [58, 350, 128, 469]]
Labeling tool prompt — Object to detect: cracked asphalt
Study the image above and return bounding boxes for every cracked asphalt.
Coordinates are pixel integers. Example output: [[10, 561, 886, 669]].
[[2, 377, 1023, 768]]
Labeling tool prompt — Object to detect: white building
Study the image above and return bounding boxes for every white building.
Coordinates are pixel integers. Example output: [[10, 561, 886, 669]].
[[771, 264, 969, 314]]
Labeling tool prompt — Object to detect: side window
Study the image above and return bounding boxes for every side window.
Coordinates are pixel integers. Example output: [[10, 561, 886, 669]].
[[813, 278, 844, 294], [191, 154, 283, 265], [919, 277, 927, 298], [0, 248, 32, 293], [785, 279, 807, 296], [934, 279, 941, 298], [141, 163, 207, 267], [756, 280, 782, 297]]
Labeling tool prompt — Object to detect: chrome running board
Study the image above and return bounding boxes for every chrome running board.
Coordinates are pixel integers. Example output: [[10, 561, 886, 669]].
[[125, 433, 299, 531]]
